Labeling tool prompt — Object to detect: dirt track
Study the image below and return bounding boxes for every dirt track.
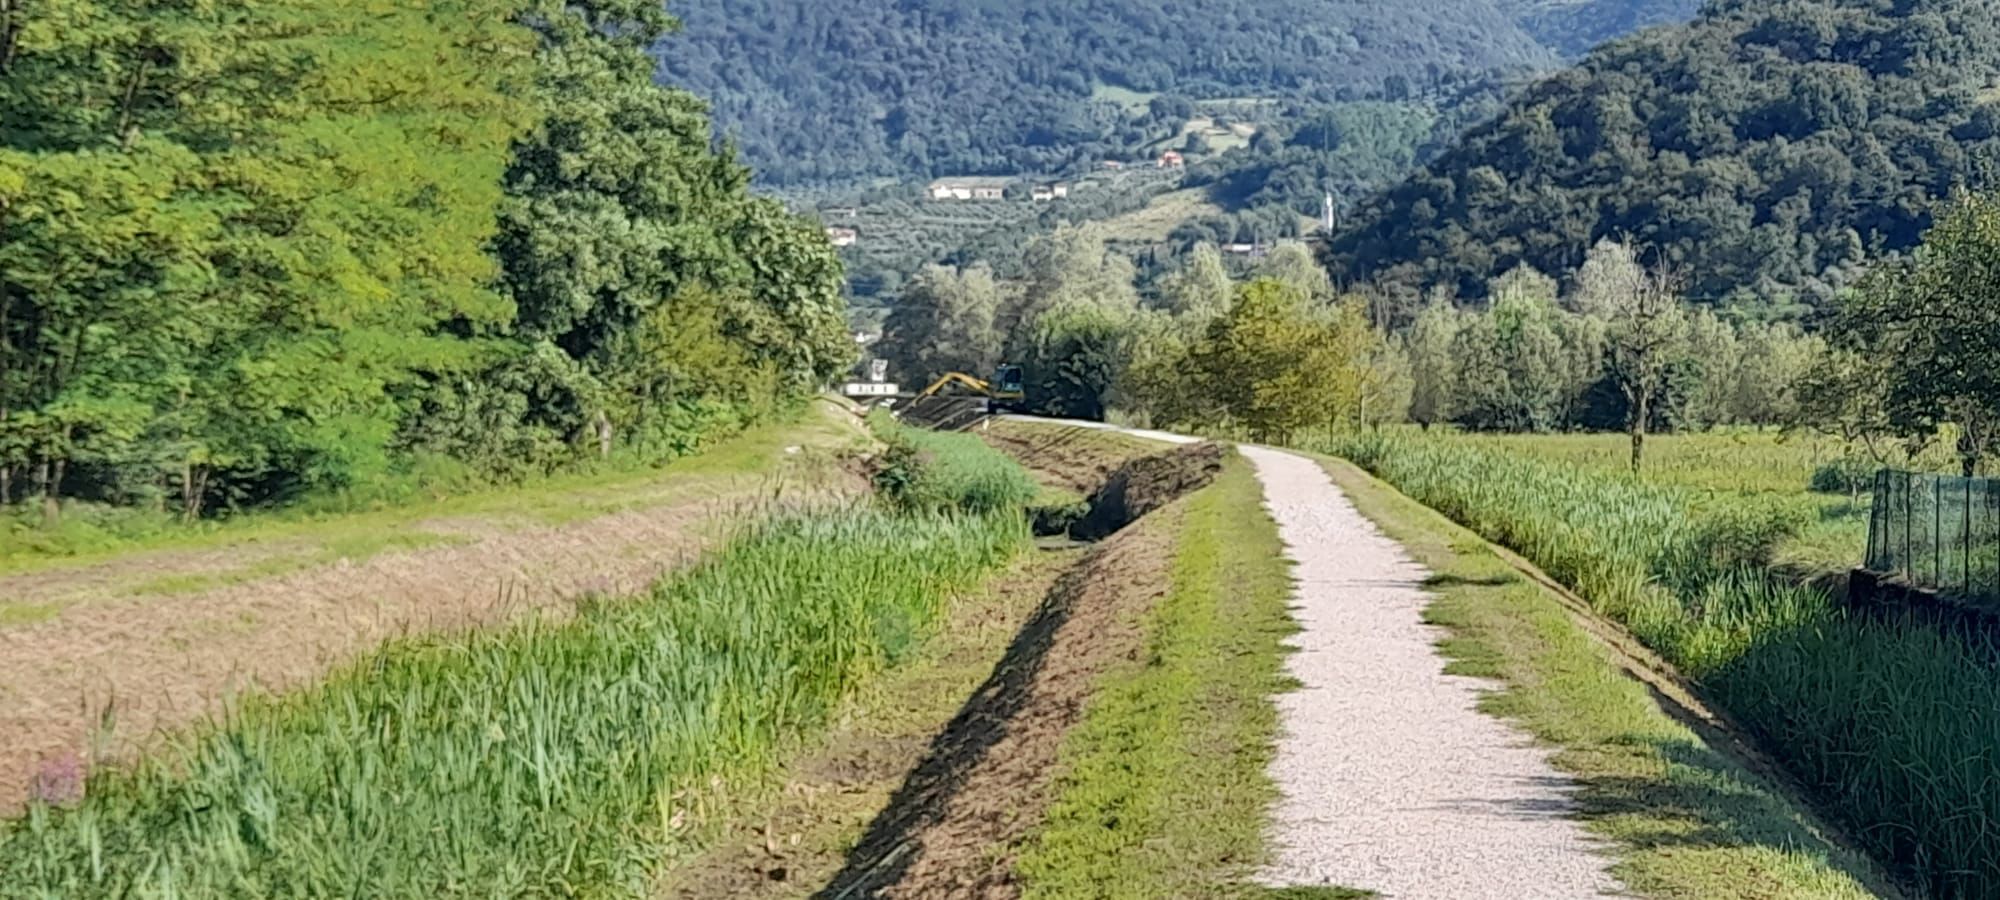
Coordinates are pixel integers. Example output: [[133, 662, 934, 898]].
[[0, 429, 866, 813]]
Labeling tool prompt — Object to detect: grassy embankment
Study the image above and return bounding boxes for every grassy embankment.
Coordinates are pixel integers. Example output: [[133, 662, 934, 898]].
[[1318, 430, 2000, 898], [1015, 458, 1331, 898], [0, 415, 1036, 896], [0, 399, 869, 578], [1317, 454, 1895, 898]]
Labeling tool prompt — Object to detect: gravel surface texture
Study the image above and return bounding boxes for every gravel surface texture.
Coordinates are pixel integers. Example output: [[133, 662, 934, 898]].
[[1242, 445, 1622, 900]]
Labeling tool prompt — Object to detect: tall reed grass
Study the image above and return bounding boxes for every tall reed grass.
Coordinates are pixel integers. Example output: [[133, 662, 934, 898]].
[[868, 413, 1039, 515], [0, 505, 1029, 896], [1320, 430, 2000, 899]]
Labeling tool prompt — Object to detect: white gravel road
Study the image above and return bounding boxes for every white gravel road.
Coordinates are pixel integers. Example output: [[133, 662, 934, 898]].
[[1242, 445, 1622, 900]]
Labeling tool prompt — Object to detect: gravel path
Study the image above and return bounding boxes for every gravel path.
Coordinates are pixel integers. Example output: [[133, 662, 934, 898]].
[[1243, 445, 1622, 900]]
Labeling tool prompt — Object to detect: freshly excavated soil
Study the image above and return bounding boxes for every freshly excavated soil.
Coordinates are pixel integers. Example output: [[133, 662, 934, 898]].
[[816, 498, 1186, 900], [1242, 445, 1621, 900], [1069, 441, 1225, 541], [974, 422, 1163, 498], [0, 463, 865, 813]]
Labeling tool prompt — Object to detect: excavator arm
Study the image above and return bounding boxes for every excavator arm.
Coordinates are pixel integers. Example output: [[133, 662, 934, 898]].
[[916, 371, 993, 399]]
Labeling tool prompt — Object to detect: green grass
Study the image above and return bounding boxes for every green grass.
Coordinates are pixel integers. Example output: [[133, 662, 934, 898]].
[[0, 399, 867, 577], [1317, 456, 1892, 899], [0, 502, 1030, 896], [869, 413, 1040, 515], [1017, 458, 1331, 898], [1442, 429, 1967, 583], [1315, 430, 2000, 898], [1091, 84, 1159, 114]]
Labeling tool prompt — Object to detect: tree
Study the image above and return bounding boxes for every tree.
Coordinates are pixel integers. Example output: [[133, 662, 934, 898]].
[[1830, 191, 2000, 475], [1255, 241, 1335, 304], [878, 264, 1006, 385], [1157, 242, 1233, 324], [1584, 239, 1688, 472], [1405, 293, 1462, 429], [1187, 279, 1384, 441], [489, 0, 849, 462]]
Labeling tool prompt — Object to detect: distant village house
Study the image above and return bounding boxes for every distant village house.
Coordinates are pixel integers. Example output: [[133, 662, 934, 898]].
[[927, 177, 1010, 202], [1158, 150, 1185, 169], [826, 226, 859, 247], [1030, 183, 1071, 202]]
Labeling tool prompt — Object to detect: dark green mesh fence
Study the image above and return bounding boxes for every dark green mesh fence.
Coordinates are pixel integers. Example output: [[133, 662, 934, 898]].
[[1867, 470, 2000, 605]]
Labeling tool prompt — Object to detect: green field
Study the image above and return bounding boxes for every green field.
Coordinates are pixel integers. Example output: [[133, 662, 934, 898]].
[[1443, 430, 1878, 579], [1095, 187, 1226, 244]]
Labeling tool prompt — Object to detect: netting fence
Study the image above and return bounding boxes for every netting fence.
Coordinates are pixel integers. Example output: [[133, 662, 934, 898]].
[[1867, 469, 2000, 606]]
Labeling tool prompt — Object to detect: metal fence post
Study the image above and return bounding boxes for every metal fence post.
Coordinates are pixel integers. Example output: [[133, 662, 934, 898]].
[[1934, 475, 1943, 588], [1964, 478, 1973, 596]]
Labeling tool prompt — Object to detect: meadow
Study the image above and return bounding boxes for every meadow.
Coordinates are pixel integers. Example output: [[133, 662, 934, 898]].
[[1316, 429, 2000, 898], [0, 421, 1038, 896]]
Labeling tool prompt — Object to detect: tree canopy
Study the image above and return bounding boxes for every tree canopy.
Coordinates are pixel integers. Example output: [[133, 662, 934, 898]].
[[1326, 0, 2000, 307], [1, 0, 850, 524], [653, 0, 1573, 185]]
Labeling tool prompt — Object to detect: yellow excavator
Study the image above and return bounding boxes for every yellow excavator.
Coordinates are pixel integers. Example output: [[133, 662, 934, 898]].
[[915, 363, 1027, 413]]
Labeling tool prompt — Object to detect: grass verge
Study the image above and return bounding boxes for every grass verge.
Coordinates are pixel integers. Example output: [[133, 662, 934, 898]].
[[0, 398, 867, 577], [0, 503, 1029, 896], [1316, 455, 1895, 899], [1315, 431, 1996, 897], [1015, 457, 1313, 898]]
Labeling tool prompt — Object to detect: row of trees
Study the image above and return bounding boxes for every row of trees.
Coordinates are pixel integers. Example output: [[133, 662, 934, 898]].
[[1403, 241, 1826, 466], [0, 1, 850, 524], [883, 226, 1852, 471], [879, 233, 1408, 441]]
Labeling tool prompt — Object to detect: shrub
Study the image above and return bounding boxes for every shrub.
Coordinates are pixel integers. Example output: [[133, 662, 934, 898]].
[[1810, 457, 1877, 496]]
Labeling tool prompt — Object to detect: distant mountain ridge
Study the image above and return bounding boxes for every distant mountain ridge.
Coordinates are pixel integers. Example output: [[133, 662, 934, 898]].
[[1326, 0, 2000, 306], [1500, 0, 1704, 56], [655, 0, 1576, 186]]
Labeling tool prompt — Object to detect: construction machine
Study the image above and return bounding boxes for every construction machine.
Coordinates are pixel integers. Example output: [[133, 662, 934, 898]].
[[915, 364, 1026, 413], [892, 364, 1026, 431]]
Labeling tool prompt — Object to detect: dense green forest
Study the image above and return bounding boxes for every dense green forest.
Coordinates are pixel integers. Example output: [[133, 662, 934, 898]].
[[1501, 0, 1701, 57], [0, 1, 849, 528], [654, 0, 1565, 186], [1327, 0, 2000, 307]]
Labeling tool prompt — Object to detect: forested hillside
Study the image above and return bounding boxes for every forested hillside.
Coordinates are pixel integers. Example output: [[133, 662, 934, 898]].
[[1501, 0, 1702, 57], [0, 1, 848, 528], [1327, 0, 2000, 307], [656, 0, 1558, 185]]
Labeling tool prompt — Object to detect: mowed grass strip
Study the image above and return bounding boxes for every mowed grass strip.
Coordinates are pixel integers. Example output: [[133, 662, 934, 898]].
[[1315, 456, 1894, 899], [1016, 458, 1332, 898], [0, 503, 1029, 896]]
